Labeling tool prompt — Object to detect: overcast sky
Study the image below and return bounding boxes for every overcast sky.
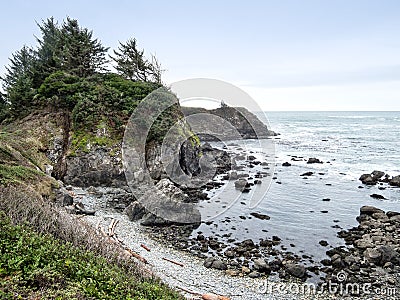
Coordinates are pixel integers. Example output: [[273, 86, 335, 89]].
[[1, 0, 399, 111]]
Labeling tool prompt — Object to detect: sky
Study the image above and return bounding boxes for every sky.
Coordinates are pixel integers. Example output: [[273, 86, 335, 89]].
[[1, 0, 400, 111]]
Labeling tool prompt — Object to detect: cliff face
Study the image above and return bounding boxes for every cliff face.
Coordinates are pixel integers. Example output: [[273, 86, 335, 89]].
[[181, 106, 277, 141]]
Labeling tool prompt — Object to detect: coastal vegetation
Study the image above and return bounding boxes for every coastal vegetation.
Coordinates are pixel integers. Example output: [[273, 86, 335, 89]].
[[0, 17, 185, 299]]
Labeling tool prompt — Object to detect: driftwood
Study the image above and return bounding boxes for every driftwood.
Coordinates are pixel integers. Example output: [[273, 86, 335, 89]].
[[125, 248, 148, 264], [140, 244, 151, 251], [202, 293, 231, 300], [74, 202, 95, 215], [108, 219, 119, 236], [162, 257, 184, 267]]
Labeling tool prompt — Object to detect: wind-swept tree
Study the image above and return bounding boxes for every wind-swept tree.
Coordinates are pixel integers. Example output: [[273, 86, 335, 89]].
[[110, 38, 164, 83], [59, 17, 108, 77]]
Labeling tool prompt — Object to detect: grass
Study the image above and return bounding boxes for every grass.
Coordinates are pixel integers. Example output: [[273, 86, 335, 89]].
[[0, 212, 183, 299], [0, 165, 42, 185]]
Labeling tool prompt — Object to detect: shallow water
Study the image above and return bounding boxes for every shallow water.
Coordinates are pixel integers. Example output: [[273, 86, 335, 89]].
[[192, 111, 400, 263]]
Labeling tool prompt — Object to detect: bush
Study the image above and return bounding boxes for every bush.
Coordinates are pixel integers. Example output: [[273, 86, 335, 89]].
[[0, 211, 183, 299]]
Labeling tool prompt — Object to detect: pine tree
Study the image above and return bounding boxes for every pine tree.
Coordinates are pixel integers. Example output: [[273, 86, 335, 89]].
[[59, 17, 108, 77], [33, 17, 62, 87], [110, 38, 164, 83], [1, 45, 36, 117]]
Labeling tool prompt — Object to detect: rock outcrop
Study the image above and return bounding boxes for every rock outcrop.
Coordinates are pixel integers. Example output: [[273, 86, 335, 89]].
[[181, 106, 277, 141]]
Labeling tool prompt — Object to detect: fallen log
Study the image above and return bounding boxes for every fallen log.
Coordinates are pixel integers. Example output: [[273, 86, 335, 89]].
[[162, 257, 184, 267]]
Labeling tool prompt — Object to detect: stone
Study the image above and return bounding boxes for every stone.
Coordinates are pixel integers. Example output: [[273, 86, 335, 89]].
[[371, 170, 385, 179], [370, 194, 386, 200], [282, 162, 291, 167], [234, 179, 248, 189], [300, 172, 314, 177], [285, 263, 306, 278], [389, 175, 400, 187], [364, 248, 382, 264], [253, 258, 271, 274], [360, 206, 384, 216], [248, 271, 262, 278], [124, 201, 145, 221], [319, 240, 329, 247], [250, 212, 270, 220], [241, 266, 251, 274], [225, 269, 239, 276], [307, 158, 323, 164], [359, 174, 376, 185]]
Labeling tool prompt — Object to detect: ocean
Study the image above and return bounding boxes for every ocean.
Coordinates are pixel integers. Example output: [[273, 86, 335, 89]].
[[193, 111, 400, 264]]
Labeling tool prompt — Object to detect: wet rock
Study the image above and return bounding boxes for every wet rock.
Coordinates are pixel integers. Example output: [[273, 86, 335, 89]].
[[307, 158, 323, 164], [359, 174, 376, 185], [389, 175, 400, 187], [319, 240, 329, 247], [250, 212, 270, 220], [370, 194, 386, 200], [300, 172, 314, 177], [234, 179, 248, 189], [282, 162, 291, 167]]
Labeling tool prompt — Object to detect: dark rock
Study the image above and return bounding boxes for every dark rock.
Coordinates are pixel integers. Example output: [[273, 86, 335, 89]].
[[370, 194, 386, 200], [124, 201, 145, 221], [389, 175, 400, 187], [250, 212, 270, 220], [253, 258, 271, 274], [359, 174, 376, 185], [204, 257, 227, 270], [387, 211, 400, 218], [319, 240, 329, 247], [285, 263, 306, 278], [300, 172, 314, 177], [282, 162, 291, 167], [234, 179, 248, 189], [360, 206, 384, 216], [371, 170, 385, 180], [307, 158, 323, 164]]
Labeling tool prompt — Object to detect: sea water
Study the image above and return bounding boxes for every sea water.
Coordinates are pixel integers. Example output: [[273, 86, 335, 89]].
[[194, 111, 400, 263]]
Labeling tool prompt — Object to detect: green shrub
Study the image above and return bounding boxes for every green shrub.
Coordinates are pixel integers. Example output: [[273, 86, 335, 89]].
[[0, 212, 183, 299]]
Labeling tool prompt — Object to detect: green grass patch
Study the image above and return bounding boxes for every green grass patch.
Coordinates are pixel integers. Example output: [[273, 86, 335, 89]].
[[0, 165, 42, 185], [0, 212, 183, 299]]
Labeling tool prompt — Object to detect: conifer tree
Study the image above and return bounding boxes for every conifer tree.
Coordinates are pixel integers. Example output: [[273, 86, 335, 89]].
[[33, 17, 62, 87], [110, 38, 164, 83], [59, 17, 108, 77]]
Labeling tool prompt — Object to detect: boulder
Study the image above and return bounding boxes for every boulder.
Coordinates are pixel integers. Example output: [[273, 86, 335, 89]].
[[250, 212, 270, 220], [253, 258, 271, 274], [285, 263, 306, 278], [359, 174, 376, 185], [360, 206, 384, 216], [282, 162, 291, 167], [389, 175, 400, 187]]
